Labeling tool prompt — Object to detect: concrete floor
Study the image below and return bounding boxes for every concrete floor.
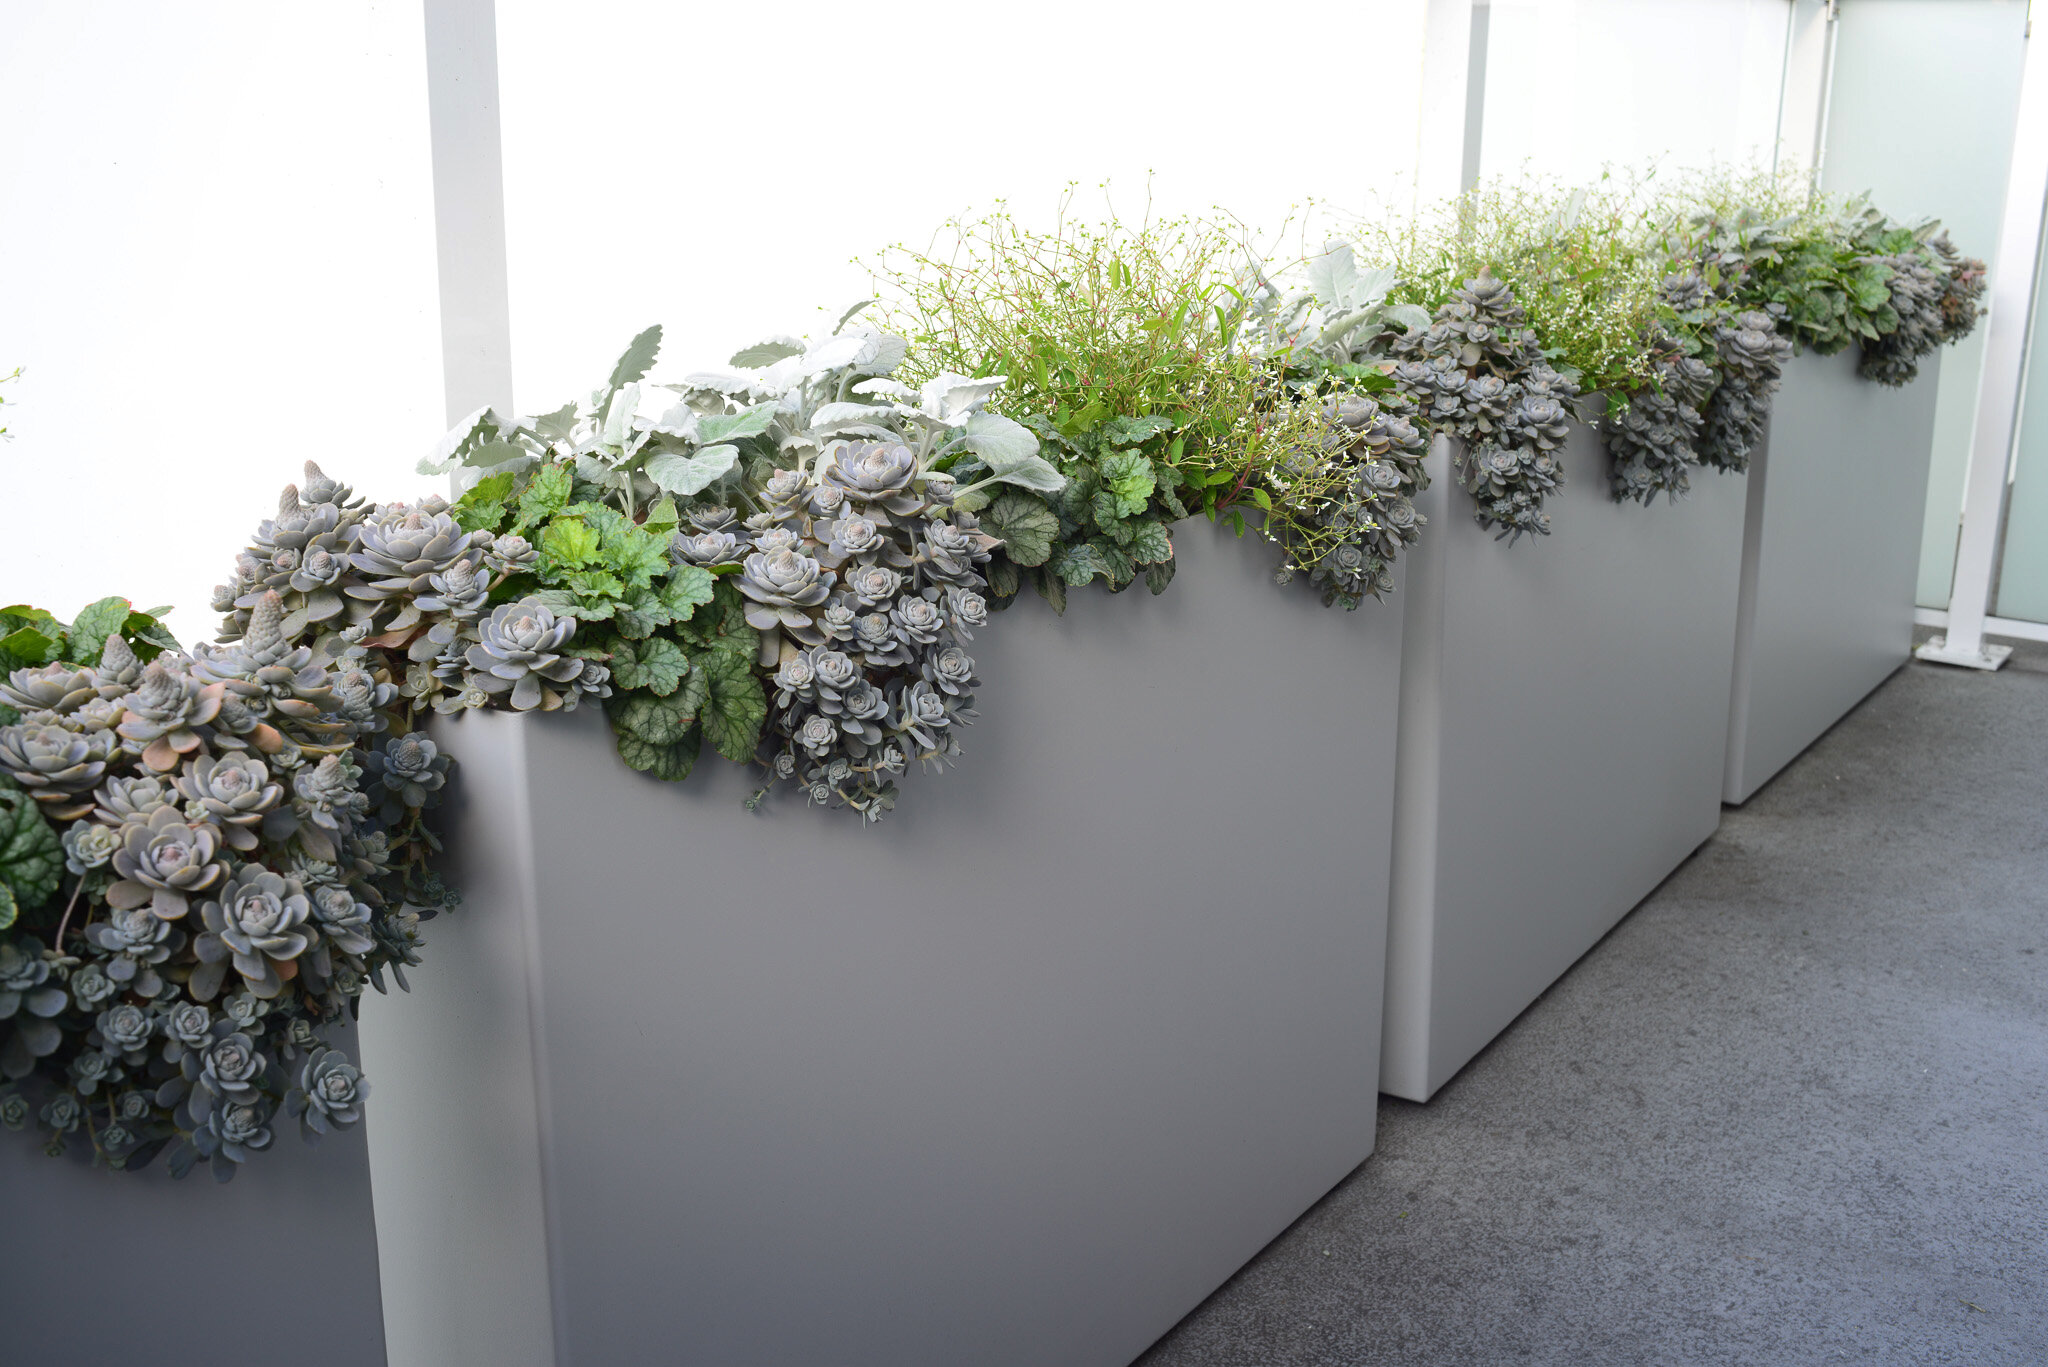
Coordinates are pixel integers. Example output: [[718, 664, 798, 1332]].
[[1140, 642, 2048, 1367]]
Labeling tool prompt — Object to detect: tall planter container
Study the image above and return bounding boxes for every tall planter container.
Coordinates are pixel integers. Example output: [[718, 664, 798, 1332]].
[[0, 1024, 387, 1365], [1722, 350, 1943, 804], [1381, 426, 1748, 1102], [358, 520, 1404, 1367]]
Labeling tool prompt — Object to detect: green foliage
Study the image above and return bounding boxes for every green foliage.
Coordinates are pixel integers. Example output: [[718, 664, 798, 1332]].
[[873, 198, 1257, 605], [1358, 174, 1666, 396], [0, 785, 62, 915], [0, 599, 177, 673]]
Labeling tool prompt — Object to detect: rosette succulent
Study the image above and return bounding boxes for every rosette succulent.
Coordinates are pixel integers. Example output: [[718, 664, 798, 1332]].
[[1696, 309, 1792, 474], [465, 599, 601, 712], [285, 1046, 369, 1136], [1391, 271, 1581, 540], [0, 587, 449, 1179], [194, 868, 314, 1000]]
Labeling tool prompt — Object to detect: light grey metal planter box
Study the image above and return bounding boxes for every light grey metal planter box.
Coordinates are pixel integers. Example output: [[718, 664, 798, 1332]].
[[0, 1024, 387, 1366], [1380, 426, 1748, 1103], [358, 520, 1404, 1367], [1722, 350, 1943, 804]]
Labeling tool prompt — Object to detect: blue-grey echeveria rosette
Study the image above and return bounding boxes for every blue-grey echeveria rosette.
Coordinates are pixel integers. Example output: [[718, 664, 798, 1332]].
[[104, 805, 225, 920], [465, 598, 596, 711], [193, 868, 314, 1000], [285, 1046, 369, 1137]]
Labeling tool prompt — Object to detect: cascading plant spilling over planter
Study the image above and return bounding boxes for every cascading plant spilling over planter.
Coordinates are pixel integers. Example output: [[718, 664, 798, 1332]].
[[0, 583, 454, 1179], [0, 164, 2000, 1204], [411, 316, 1064, 820]]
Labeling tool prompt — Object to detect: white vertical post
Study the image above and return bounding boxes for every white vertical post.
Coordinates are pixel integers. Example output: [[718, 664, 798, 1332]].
[[1775, 0, 1836, 177], [1916, 16, 2048, 671], [422, 0, 515, 426], [1415, 0, 1482, 214]]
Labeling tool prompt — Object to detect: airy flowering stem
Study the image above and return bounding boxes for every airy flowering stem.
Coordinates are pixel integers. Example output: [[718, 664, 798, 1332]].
[[51, 878, 86, 956]]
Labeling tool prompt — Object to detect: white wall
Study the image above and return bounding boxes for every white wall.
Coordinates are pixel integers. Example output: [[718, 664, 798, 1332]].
[[1477, 0, 1793, 182], [491, 0, 1436, 411], [1818, 0, 2030, 612], [0, 1, 441, 643]]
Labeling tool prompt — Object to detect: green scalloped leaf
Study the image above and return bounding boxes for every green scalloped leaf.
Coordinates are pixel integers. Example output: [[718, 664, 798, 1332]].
[[65, 596, 134, 664], [0, 788, 63, 912], [609, 636, 690, 696], [614, 721, 700, 782], [513, 463, 575, 534], [122, 611, 179, 659], [981, 492, 1059, 568], [658, 566, 716, 623], [1126, 519, 1172, 566], [697, 647, 766, 762], [452, 471, 517, 533]]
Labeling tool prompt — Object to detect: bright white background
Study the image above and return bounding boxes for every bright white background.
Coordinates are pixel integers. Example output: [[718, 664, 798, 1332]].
[[4, 1, 2036, 637], [0, 2, 442, 640], [490, 0, 1437, 409], [1479, 0, 1794, 181]]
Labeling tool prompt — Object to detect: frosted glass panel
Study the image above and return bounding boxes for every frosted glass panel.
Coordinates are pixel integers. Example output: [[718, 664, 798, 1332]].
[[1478, 0, 1790, 182], [0, 3, 442, 634], [1821, 0, 2029, 609], [495, 0, 1433, 408], [1995, 236, 2048, 624]]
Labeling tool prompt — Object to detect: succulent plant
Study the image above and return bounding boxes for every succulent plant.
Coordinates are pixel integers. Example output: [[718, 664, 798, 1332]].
[[0, 722, 117, 819], [285, 1046, 369, 1136], [1, 663, 99, 715], [173, 753, 283, 851], [1391, 271, 1580, 540], [192, 1100, 273, 1180], [1, 572, 455, 1179], [194, 868, 314, 1000], [1858, 232, 1987, 387], [103, 806, 225, 919], [464, 599, 602, 712], [1696, 310, 1792, 474]]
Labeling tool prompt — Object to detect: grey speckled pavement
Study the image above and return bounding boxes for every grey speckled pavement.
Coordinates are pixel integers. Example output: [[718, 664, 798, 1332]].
[[1139, 639, 2048, 1367]]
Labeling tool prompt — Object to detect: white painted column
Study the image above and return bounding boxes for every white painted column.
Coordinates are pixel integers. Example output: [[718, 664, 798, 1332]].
[[1776, 0, 1836, 175], [1415, 0, 1484, 212], [1917, 14, 2048, 671], [422, 0, 515, 425]]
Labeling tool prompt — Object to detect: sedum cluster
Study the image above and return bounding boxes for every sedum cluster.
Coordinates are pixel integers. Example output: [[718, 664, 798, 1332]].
[[1693, 305, 1794, 475], [0, 591, 452, 1180], [1857, 232, 1987, 388], [1602, 273, 1724, 504], [1261, 391, 1431, 608], [215, 461, 612, 720], [1233, 243, 1434, 607], [1390, 271, 1579, 541]]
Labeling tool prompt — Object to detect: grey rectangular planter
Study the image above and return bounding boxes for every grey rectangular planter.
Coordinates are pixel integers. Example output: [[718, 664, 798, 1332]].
[[0, 1023, 387, 1366], [357, 519, 1405, 1367], [1722, 350, 1943, 804], [1380, 425, 1749, 1103]]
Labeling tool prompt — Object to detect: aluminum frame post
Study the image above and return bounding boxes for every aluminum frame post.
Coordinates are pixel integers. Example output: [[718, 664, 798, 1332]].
[[1917, 10, 2046, 671]]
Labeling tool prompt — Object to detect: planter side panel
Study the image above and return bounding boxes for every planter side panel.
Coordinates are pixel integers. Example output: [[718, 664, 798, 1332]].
[[0, 1024, 387, 1366], [1384, 425, 1747, 1100], [359, 709, 558, 1367], [509, 521, 1400, 1367], [1724, 349, 1943, 803]]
